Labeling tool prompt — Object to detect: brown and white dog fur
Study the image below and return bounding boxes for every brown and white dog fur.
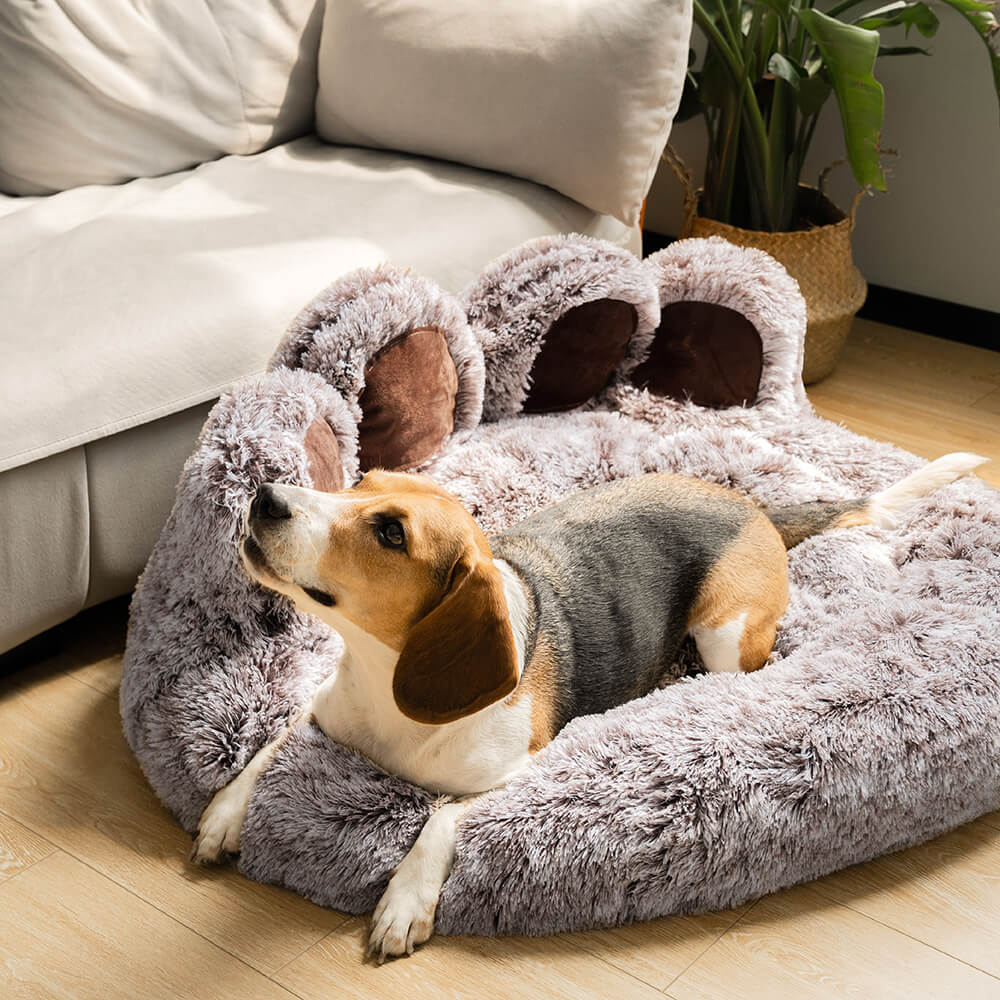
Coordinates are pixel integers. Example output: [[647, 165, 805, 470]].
[[191, 453, 986, 961]]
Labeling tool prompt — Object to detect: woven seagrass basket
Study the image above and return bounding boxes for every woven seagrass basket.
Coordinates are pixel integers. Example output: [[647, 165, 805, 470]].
[[666, 151, 867, 384]]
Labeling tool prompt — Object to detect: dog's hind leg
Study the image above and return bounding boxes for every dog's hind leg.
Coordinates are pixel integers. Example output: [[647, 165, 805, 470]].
[[690, 613, 778, 674], [688, 511, 788, 674], [690, 614, 748, 673]]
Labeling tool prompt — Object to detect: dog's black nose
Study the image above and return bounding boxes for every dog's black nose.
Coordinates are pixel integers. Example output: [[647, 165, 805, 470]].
[[251, 484, 292, 522]]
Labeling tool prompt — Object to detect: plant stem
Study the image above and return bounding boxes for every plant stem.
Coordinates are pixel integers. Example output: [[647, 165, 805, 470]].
[[692, 0, 743, 80], [744, 5, 764, 73], [718, 2, 744, 52], [717, 89, 743, 220], [738, 100, 770, 228], [791, 0, 815, 63], [793, 111, 811, 176], [692, 0, 776, 229], [825, 0, 873, 19], [803, 112, 822, 176], [766, 77, 789, 227], [740, 83, 773, 224]]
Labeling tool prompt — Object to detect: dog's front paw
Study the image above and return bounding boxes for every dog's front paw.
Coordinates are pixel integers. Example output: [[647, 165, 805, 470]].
[[367, 872, 439, 963], [190, 781, 248, 865]]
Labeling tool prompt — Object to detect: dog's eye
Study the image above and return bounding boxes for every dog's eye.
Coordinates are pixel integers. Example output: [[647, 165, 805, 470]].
[[302, 586, 335, 607], [377, 519, 405, 549]]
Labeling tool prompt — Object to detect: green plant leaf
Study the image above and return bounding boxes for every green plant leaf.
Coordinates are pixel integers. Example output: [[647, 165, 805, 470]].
[[796, 8, 886, 189], [699, 45, 733, 107], [743, 4, 765, 67], [856, 1, 940, 37], [765, 76, 795, 226], [878, 43, 933, 52], [797, 70, 834, 112], [759, 11, 780, 76], [757, 0, 792, 17], [936, 0, 1000, 120], [676, 70, 704, 121], [768, 52, 807, 87]]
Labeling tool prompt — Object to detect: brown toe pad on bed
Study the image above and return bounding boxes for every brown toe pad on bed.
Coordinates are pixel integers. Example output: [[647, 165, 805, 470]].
[[358, 326, 459, 471], [523, 299, 638, 413], [303, 418, 345, 492], [631, 301, 763, 407]]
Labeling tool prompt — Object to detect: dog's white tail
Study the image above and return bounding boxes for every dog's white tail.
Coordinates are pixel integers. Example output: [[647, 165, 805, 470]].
[[868, 452, 989, 529]]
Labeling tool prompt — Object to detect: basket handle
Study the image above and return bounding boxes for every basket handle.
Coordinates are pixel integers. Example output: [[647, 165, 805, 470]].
[[817, 159, 866, 232], [819, 148, 898, 232], [662, 145, 701, 236]]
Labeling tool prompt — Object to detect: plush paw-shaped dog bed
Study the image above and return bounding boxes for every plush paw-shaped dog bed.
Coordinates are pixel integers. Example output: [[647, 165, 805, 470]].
[[121, 235, 1000, 935]]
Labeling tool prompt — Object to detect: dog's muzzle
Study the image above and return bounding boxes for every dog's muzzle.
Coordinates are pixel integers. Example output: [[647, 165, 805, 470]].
[[250, 483, 293, 523]]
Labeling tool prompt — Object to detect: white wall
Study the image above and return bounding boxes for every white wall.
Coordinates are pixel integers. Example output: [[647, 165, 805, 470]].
[[645, 9, 1000, 313]]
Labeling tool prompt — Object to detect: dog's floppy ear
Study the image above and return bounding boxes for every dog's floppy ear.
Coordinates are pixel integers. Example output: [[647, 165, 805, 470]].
[[393, 551, 519, 725]]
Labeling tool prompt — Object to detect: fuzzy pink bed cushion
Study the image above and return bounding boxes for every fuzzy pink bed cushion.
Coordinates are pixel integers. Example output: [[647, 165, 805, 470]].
[[120, 236, 1000, 936]]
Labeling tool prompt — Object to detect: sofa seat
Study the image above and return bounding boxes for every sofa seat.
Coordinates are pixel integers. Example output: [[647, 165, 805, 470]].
[[0, 137, 637, 653], [1, 136, 636, 474]]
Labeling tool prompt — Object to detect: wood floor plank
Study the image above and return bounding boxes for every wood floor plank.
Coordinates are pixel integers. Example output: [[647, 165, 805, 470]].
[[0, 811, 55, 882], [64, 647, 125, 697], [810, 381, 1000, 449], [824, 353, 995, 411], [807, 321, 1000, 490], [976, 388, 1000, 416], [43, 598, 128, 697], [832, 319, 1000, 401], [668, 884, 1000, 1000], [0, 851, 299, 1000], [561, 906, 747, 991], [811, 819, 1000, 978], [807, 389, 1000, 488], [0, 664, 347, 976], [274, 917, 665, 1000]]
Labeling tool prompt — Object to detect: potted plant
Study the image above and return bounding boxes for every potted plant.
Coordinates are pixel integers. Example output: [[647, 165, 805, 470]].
[[670, 0, 1000, 382]]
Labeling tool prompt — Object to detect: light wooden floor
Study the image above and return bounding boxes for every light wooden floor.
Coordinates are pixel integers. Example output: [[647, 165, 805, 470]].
[[2, 319, 999, 1000]]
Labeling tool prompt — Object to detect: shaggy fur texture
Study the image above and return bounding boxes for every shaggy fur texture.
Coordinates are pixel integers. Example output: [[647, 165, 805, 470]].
[[269, 264, 485, 437], [635, 237, 809, 421], [121, 369, 354, 832], [462, 234, 662, 420], [121, 236, 1000, 937]]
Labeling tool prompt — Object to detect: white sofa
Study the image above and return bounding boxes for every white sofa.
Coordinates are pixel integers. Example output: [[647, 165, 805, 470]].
[[0, 0, 692, 654]]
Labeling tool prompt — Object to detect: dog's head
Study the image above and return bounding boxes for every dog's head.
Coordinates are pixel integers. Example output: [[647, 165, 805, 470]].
[[241, 471, 518, 725]]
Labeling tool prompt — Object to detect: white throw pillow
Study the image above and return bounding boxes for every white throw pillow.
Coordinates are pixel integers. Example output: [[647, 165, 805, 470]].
[[0, 0, 323, 195], [314, 0, 692, 226]]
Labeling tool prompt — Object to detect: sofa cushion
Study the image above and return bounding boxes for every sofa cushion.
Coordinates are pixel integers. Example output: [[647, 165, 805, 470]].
[[314, 0, 693, 226], [0, 0, 323, 195], [0, 137, 636, 475]]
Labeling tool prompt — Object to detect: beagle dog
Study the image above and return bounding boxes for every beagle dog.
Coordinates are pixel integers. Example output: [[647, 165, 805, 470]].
[[191, 453, 985, 961]]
